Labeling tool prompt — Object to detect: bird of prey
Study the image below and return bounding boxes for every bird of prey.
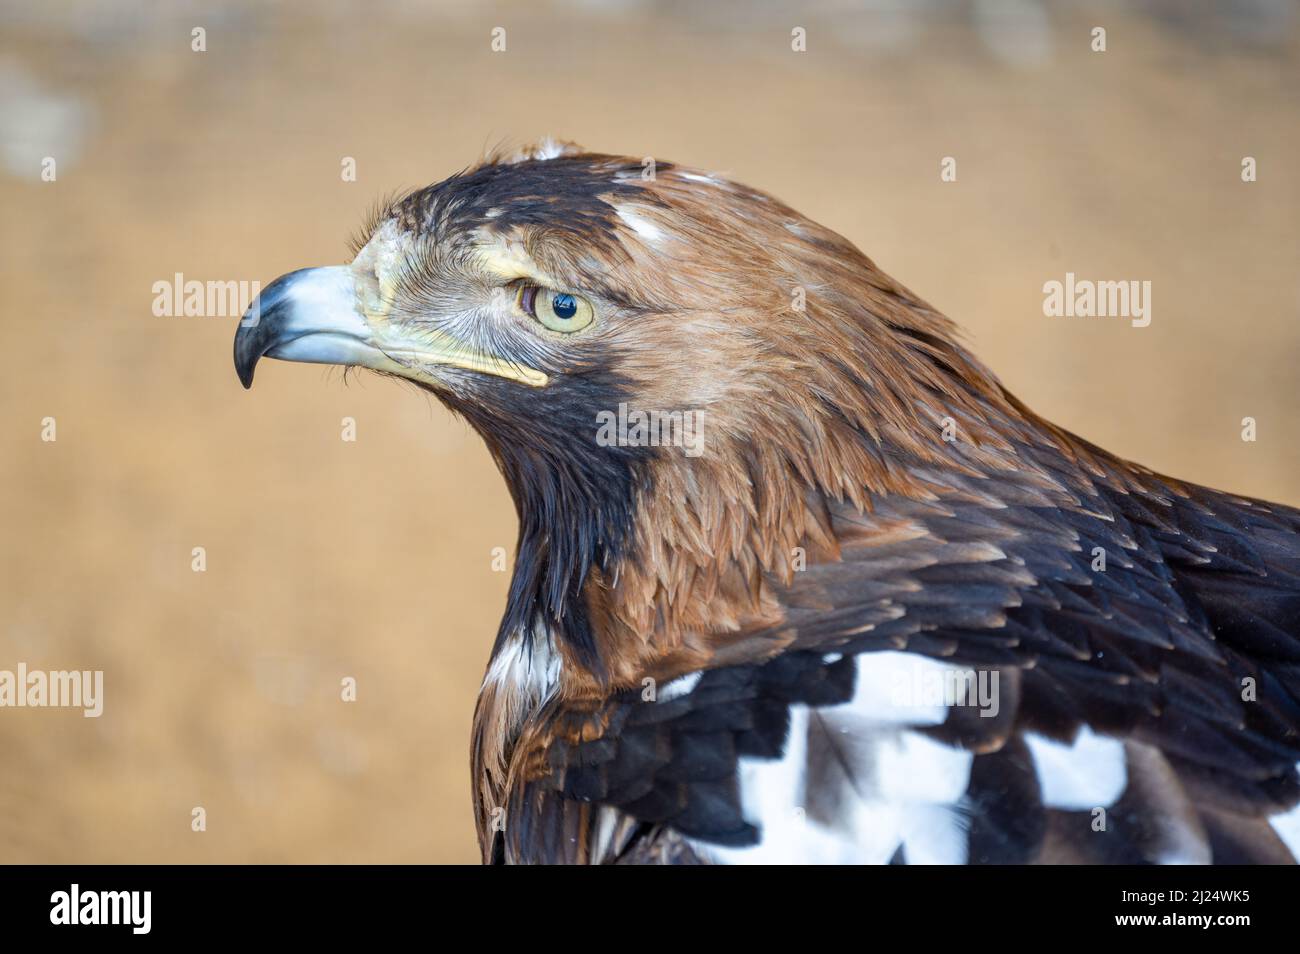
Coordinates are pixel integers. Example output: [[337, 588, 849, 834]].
[[234, 141, 1300, 865]]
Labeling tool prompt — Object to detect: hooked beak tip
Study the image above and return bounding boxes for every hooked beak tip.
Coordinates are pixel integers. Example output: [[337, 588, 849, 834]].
[[233, 315, 262, 389]]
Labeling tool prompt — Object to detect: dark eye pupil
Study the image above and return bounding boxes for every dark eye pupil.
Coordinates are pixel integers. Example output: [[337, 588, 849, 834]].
[[551, 293, 577, 320]]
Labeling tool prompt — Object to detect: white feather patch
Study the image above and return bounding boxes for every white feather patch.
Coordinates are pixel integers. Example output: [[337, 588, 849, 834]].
[[1025, 727, 1128, 810], [847, 651, 969, 726], [1269, 776, 1300, 861], [657, 671, 701, 702], [615, 206, 664, 243], [706, 707, 873, 864], [856, 729, 973, 864], [875, 728, 974, 804], [698, 654, 980, 865], [481, 626, 560, 701]]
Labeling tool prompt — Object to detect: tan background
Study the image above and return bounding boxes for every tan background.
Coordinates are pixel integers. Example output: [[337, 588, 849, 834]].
[[0, 1, 1297, 863]]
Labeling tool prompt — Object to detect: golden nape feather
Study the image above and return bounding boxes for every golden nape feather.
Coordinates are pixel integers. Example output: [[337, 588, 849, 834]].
[[234, 143, 1300, 865]]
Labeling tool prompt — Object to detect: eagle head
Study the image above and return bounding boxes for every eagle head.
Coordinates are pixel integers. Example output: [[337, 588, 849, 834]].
[[233, 141, 1019, 686]]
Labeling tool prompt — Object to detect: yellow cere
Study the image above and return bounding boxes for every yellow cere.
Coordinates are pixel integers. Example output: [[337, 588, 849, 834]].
[[348, 227, 550, 387]]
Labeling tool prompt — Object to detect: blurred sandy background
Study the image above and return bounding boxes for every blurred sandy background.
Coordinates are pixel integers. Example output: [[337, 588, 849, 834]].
[[0, 0, 1297, 863]]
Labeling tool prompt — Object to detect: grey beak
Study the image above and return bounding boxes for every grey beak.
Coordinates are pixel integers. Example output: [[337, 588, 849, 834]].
[[233, 266, 378, 389]]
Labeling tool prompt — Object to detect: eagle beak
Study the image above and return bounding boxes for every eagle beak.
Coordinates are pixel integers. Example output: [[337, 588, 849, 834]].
[[233, 266, 548, 389]]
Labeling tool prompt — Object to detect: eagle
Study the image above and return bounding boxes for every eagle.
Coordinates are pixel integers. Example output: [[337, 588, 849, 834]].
[[234, 141, 1300, 865]]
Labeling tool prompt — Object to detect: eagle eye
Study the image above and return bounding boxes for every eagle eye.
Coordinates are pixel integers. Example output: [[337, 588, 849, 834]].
[[518, 285, 594, 333]]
